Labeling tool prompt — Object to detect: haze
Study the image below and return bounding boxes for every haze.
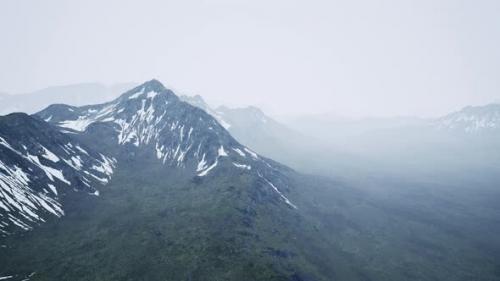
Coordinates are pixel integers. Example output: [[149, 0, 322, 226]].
[[1, 0, 499, 117]]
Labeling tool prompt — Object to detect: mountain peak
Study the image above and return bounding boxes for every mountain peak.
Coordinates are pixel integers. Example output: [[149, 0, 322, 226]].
[[120, 79, 177, 102], [142, 79, 166, 90], [35, 84, 297, 210], [179, 94, 210, 111], [435, 103, 500, 133], [460, 103, 500, 113]]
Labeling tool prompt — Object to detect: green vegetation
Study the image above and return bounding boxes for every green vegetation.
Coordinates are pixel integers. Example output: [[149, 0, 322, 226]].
[[1, 157, 500, 281]]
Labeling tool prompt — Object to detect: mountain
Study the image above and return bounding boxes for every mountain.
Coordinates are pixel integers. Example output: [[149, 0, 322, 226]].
[[281, 104, 500, 144], [181, 95, 500, 179], [180, 95, 283, 133], [179, 95, 330, 173], [213, 105, 294, 150], [0, 81, 499, 281], [1, 80, 313, 280], [270, 104, 500, 179], [36, 80, 291, 190], [280, 113, 427, 141], [434, 104, 500, 134], [0, 113, 115, 235], [179, 95, 232, 129], [0, 82, 136, 115]]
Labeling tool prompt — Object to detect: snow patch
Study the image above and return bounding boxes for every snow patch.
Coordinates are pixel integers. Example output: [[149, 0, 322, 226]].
[[258, 173, 297, 209], [233, 162, 251, 170], [218, 146, 228, 157], [47, 184, 58, 196], [196, 153, 207, 172], [244, 148, 258, 159], [197, 160, 218, 177], [128, 88, 145, 99], [41, 146, 60, 163], [232, 148, 246, 157], [26, 154, 70, 185]]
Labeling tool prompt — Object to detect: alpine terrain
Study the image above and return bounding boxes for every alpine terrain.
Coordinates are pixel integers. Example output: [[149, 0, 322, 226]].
[[0, 80, 499, 281]]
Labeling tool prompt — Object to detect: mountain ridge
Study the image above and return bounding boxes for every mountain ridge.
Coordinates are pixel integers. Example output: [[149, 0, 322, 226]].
[[0, 113, 115, 235], [36, 79, 298, 207], [1, 81, 499, 281], [434, 103, 500, 133]]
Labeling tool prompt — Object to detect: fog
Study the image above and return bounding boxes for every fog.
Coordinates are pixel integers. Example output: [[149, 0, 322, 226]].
[[1, 2, 500, 279], [0, 0, 498, 227], [1, 0, 499, 118]]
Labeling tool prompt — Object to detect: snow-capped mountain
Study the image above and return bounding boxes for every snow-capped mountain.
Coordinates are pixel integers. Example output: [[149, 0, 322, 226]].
[[179, 95, 232, 129], [179, 95, 307, 164], [0, 80, 297, 236], [0, 113, 115, 235], [37, 80, 297, 202], [434, 104, 500, 133], [179, 95, 273, 131], [2, 81, 500, 281]]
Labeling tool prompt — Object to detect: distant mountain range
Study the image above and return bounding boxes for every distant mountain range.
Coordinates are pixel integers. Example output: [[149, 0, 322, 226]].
[[179, 95, 313, 167], [2, 82, 498, 180], [0, 81, 499, 280], [434, 104, 500, 133], [0, 83, 136, 115], [180, 93, 500, 178]]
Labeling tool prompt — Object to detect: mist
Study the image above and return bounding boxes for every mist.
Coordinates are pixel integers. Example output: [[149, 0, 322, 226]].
[[1, 1, 500, 280], [1, 0, 499, 118]]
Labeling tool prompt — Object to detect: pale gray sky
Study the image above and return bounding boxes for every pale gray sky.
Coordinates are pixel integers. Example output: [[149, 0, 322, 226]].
[[1, 0, 499, 117]]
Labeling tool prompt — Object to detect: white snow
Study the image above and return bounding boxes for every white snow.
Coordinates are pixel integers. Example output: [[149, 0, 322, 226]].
[[156, 143, 165, 159], [128, 88, 145, 99], [88, 173, 109, 184], [197, 160, 218, 177], [71, 156, 83, 169], [196, 153, 207, 172], [258, 173, 297, 209], [232, 148, 246, 157], [47, 184, 58, 196], [91, 155, 114, 177], [217, 118, 231, 129], [436, 107, 500, 133], [11, 165, 30, 184], [0, 137, 20, 155], [244, 148, 258, 159], [0, 200, 10, 212], [27, 154, 71, 185], [218, 146, 228, 157], [146, 91, 159, 99], [41, 146, 60, 162], [1, 156, 68, 231], [232, 162, 251, 170], [58, 118, 94, 132], [8, 214, 31, 230], [128, 89, 158, 100], [34, 195, 64, 217]]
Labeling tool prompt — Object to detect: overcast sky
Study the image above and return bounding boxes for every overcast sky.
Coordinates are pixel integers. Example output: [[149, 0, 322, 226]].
[[1, 0, 499, 117]]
